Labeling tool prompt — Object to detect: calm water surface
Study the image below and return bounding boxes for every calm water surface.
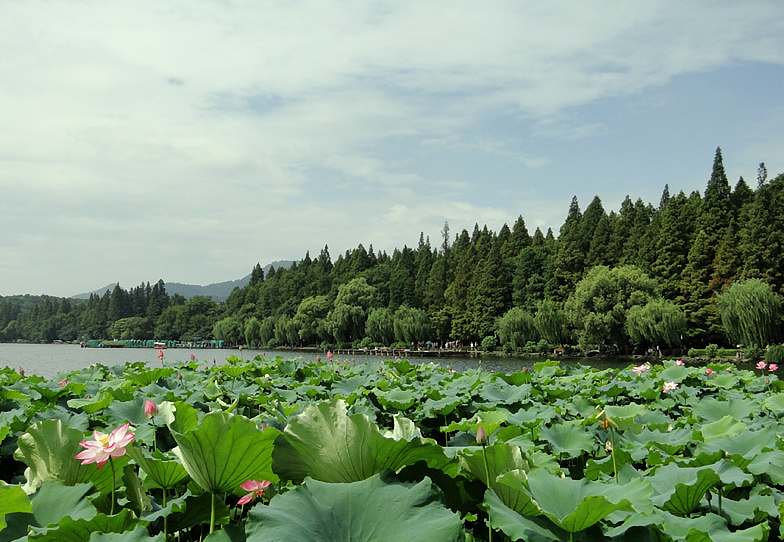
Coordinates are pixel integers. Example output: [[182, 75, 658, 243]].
[[2, 343, 626, 381]]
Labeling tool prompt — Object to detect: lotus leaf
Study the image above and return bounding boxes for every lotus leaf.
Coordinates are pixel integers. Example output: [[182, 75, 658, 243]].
[[273, 398, 450, 483], [67, 391, 114, 414], [649, 463, 721, 516], [459, 442, 538, 515], [538, 421, 596, 458], [125, 446, 189, 489], [653, 511, 769, 542], [28, 508, 137, 542], [170, 411, 279, 494], [483, 488, 570, 542], [0, 482, 31, 531], [525, 468, 652, 533], [697, 415, 747, 441], [244, 471, 464, 542], [14, 420, 119, 494]]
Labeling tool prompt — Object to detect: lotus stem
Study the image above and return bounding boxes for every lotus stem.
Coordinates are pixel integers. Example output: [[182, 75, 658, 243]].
[[210, 492, 216, 534], [481, 445, 493, 542], [163, 488, 168, 538], [609, 427, 618, 484], [109, 457, 116, 515]]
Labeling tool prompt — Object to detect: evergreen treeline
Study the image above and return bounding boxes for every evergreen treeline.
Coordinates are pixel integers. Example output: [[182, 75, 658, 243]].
[[2, 149, 783, 354]]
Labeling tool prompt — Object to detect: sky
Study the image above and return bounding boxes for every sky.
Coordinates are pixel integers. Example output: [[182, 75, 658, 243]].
[[1, 1, 783, 298]]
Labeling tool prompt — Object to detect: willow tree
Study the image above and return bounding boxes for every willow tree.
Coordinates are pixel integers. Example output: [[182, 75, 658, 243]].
[[625, 298, 686, 348], [497, 307, 538, 350], [716, 278, 782, 347]]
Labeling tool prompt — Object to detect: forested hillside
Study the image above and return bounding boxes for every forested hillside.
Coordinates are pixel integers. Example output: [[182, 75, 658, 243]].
[[2, 148, 783, 354]]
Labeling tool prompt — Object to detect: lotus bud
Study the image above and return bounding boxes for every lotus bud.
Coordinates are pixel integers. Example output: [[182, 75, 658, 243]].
[[476, 426, 488, 446]]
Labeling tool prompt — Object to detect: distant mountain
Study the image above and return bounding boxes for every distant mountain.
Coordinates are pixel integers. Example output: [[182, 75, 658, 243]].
[[71, 260, 296, 302]]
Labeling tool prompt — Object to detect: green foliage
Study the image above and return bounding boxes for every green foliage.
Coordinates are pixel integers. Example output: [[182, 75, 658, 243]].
[[717, 278, 783, 348], [244, 472, 463, 542], [564, 265, 660, 350], [497, 308, 537, 350], [766, 344, 784, 365], [625, 298, 686, 347], [745, 345, 764, 362], [705, 343, 719, 358], [481, 335, 497, 352]]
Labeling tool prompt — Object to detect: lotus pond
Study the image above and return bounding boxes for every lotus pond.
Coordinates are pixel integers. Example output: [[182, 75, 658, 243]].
[[2, 355, 784, 541]]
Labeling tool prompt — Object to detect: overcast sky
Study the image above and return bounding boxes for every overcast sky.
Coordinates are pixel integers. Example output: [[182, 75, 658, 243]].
[[1, 1, 783, 298]]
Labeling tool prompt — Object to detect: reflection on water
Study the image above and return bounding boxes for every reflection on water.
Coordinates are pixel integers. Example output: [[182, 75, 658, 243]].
[[3, 343, 629, 381]]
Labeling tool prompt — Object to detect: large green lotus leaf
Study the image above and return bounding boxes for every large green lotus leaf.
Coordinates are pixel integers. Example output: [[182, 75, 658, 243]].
[[525, 468, 652, 533], [104, 397, 152, 427], [658, 364, 687, 382], [123, 367, 175, 387], [747, 450, 784, 485], [159, 401, 199, 434], [330, 374, 376, 398], [478, 381, 530, 405], [649, 463, 721, 516], [507, 404, 557, 428], [373, 387, 418, 410], [14, 420, 101, 493], [720, 491, 777, 526], [125, 445, 189, 490], [0, 482, 31, 531], [272, 399, 450, 483], [483, 488, 570, 542], [421, 393, 465, 417], [691, 397, 757, 423], [602, 403, 646, 432], [760, 393, 784, 414], [171, 411, 279, 494], [30, 482, 96, 528], [654, 510, 769, 542], [89, 525, 165, 542], [28, 508, 137, 542], [697, 415, 747, 441], [244, 472, 463, 542], [538, 421, 596, 458], [67, 391, 115, 414], [458, 443, 538, 515], [694, 427, 777, 469], [625, 427, 692, 456]]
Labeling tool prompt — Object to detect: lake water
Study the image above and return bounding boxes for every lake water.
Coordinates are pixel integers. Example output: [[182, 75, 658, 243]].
[[1, 343, 628, 381]]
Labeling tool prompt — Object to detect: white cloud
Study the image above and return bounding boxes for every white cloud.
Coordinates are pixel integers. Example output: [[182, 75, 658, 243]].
[[0, 0, 782, 295]]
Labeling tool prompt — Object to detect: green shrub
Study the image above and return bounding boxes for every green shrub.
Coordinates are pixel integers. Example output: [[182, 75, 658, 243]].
[[266, 338, 279, 348], [524, 340, 537, 353], [705, 344, 719, 359], [766, 345, 784, 365], [502, 342, 514, 354], [745, 346, 764, 362], [688, 348, 700, 358], [482, 335, 498, 352]]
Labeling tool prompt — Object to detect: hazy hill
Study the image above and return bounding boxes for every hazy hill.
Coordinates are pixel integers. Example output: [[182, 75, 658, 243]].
[[71, 260, 295, 302]]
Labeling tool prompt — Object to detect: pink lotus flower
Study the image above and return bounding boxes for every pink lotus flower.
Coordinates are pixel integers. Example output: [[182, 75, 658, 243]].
[[326, 350, 334, 360], [632, 364, 650, 375], [75, 423, 135, 469], [18, 367, 24, 375], [238, 479, 270, 505], [190, 354, 196, 361], [59, 380, 68, 386], [662, 381, 679, 393], [144, 400, 158, 418], [770, 364, 779, 371], [476, 426, 488, 446], [157, 350, 164, 360], [675, 359, 683, 366], [705, 368, 713, 375], [757, 361, 767, 370]]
